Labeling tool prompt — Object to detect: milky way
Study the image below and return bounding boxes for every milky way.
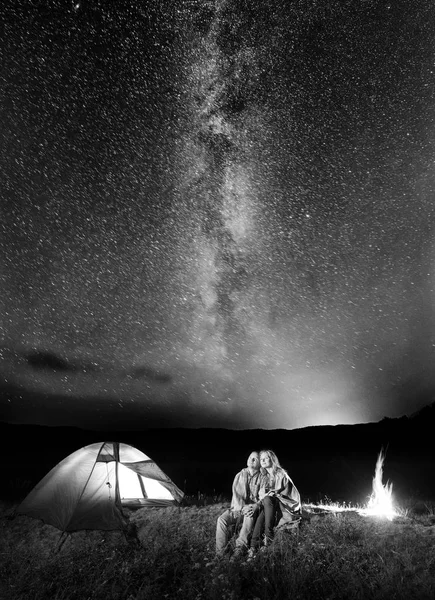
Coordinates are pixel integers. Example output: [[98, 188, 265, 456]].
[[1, 0, 435, 430]]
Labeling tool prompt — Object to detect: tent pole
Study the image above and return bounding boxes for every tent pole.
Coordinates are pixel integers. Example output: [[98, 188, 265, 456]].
[[114, 442, 121, 508], [55, 531, 69, 553], [113, 442, 129, 529]]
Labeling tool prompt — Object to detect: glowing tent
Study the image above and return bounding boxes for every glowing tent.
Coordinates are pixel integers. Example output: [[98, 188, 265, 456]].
[[16, 441, 184, 532]]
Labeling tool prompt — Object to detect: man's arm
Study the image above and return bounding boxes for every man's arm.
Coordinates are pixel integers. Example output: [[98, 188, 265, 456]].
[[231, 470, 248, 511]]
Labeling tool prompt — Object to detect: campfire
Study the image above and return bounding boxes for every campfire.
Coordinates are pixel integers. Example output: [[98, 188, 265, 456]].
[[358, 448, 398, 520], [306, 448, 398, 520]]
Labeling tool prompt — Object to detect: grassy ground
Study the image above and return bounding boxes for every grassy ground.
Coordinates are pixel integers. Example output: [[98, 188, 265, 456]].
[[2, 497, 435, 600]]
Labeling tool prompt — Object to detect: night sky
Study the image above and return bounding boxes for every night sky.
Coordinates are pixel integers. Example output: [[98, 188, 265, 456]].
[[1, 0, 435, 430]]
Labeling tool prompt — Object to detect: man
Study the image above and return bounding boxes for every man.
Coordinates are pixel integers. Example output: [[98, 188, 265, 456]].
[[215, 451, 261, 557]]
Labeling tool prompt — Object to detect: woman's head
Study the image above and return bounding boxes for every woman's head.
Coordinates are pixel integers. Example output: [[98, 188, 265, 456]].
[[259, 449, 281, 472]]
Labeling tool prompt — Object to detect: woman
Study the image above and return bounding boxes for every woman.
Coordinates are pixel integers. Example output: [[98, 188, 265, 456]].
[[250, 449, 301, 551]]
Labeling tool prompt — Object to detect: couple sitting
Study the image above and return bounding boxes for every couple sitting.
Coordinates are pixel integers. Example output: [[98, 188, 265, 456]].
[[216, 449, 301, 558]]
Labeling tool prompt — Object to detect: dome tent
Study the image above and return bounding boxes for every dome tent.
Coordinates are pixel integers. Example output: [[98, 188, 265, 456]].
[[16, 441, 184, 532]]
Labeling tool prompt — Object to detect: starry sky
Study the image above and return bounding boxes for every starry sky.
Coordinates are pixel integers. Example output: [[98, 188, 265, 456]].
[[1, 0, 435, 430]]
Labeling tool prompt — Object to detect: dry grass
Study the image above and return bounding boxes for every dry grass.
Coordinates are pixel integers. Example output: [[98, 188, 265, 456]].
[[2, 497, 435, 600]]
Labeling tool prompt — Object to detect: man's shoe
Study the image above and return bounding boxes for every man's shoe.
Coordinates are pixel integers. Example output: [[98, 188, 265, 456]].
[[230, 546, 245, 561], [246, 548, 256, 561]]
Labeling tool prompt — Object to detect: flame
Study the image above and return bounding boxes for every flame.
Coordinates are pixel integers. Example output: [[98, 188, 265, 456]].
[[359, 449, 398, 520]]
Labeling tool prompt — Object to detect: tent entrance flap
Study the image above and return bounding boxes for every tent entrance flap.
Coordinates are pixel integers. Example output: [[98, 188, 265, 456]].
[[118, 463, 147, 500]]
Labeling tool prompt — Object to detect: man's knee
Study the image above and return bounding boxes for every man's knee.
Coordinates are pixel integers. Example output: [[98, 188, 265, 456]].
[[217, 515, 227, 528], [217, 510, 233, 528]]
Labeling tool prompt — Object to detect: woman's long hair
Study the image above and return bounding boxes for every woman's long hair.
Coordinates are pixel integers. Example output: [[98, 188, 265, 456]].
[[259, 449, 287, 476]]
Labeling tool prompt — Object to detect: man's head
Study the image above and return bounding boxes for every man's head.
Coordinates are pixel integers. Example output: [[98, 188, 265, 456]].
[[246, 451, 260, 472]]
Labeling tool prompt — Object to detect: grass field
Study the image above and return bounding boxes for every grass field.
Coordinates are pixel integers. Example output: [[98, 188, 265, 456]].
[[2, 496, 435, 600]]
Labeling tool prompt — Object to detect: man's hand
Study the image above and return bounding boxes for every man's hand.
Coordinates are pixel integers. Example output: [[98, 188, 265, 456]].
[[242, 504, 256, 517]]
